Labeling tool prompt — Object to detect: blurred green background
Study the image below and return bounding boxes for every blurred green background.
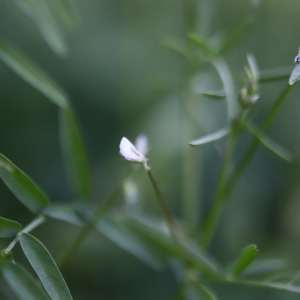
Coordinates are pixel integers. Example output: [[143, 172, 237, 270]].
[[1, 0, 300, 299]]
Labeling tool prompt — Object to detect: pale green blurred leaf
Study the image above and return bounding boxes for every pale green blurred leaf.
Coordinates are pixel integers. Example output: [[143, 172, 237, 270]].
[[161, 37, 189, 59], [245, 123, 292, 162], [189, 128, 229, 146], [198, 284, 219, 300], [0, 153, 49, 214], [122, 214, 218, 276], [12, 0, 67, 55], [188, 34, 215, 57], [0, 217, 22, 238], [47, 0, 77, 31], [0, 41, 68, 107], [3, 262, 49, 300], [218, 17, 254, 55], [201, 90, 225, 100], [20, 233, 73, 300], [59, 108, 92, 201], [44, 205, 83, 226], [97, 218, 165, 270], [229, 244, 259, 277]]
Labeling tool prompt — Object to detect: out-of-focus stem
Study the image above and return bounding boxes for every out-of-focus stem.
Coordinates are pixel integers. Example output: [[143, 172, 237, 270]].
[[144, 161, 182, 255], [226, 84, 293, 197]]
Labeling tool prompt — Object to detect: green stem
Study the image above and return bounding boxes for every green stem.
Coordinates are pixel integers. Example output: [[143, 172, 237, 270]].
[[200, 127, 237, 249], [144, 161, 182, 255], [3, 215, 46, 254], [226, 84, 293, 197], [56, 184, 123, 268]]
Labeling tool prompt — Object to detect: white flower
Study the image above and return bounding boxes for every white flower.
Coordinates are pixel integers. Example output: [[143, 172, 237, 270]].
[[135, 134, 148, 156], [119, 137, 147, 164]]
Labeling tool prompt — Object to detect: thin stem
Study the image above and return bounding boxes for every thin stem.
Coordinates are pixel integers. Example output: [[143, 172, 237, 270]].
[[145, 161, 182, 255], [56, 184, 123, 268], [200, 127, 238, 249], [4, 215, 46, 253], [226, 84, 293, 197]]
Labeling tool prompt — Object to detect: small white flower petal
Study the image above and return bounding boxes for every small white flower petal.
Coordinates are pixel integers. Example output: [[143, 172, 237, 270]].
[[119, 137, 147, 163], [135, 134, 148, 155]]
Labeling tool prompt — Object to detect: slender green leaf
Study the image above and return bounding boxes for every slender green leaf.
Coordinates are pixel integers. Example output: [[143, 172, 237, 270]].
[[247, 53, 259, 82], [122, 214, 218, 276], [218, 17, 254, 55], [259, 67, 291, 83], [97, 218, 164, 270], [289, 271, 300, 286], [245, 123, 292, 162], [240, 259, 287, 278], [197, 284, 219, 300], [44, 205, 83, 226], [189, 128, 229, 146], [213, 58, 238, 122], [59, 107, 92, 201], [47, 0, 77, 31], [0, 41, 68, 107], [201, 90, 226, 100], [0, 153, 49, 214], [227, 278, 300, 295], [188, 34, 215, 56], [229, 244, 259, 277], [0, 217, 22, 238], [161, 37, 189, 59], [20, 233, 73, 300], [12, 0, 67, 56], [3, 262, 49, 300]]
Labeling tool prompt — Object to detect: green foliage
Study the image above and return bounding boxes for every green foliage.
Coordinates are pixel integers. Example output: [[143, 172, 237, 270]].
[[20, 233, 73, 300], [59, 108, 92, 201], [0, 41, 68, 107], [0, 217, 22, 238], [229, 244, 259, 278], [2, 262, 50, 300], [0, 0, 299, 299], [0, 153, 49, 214]]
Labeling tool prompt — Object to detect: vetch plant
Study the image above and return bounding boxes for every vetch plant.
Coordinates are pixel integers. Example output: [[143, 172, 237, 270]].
[[0, 1, 300, 299]]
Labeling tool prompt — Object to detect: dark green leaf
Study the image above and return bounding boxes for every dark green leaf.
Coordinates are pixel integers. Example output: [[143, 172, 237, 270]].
[[59, 108, 92, 201], [97, 218, 164, 270], [0, 41, 68, 107], [0, 153, 49, 214], [20, 233, 73, 300], [0, 217, 22, 238], [3, 262, 49, 300], [229, 244, 259, 277], [189, 128, 229, 146], [245, 123, 292, 162], [12, 0, 67, 56]]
